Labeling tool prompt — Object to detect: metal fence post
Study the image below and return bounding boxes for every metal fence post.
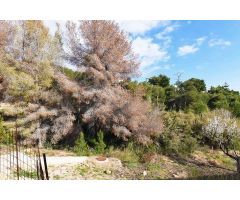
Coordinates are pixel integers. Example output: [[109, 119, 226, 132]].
[[15, 119, 19, 180], [43, 153, 49, 180]]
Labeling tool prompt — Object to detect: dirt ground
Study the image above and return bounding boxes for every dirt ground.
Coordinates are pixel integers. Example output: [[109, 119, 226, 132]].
[[0, 148, 238, 180]]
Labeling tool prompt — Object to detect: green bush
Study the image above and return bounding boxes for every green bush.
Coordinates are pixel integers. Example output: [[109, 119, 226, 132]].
[[0, 115, 11, 144], [159, 111, 200, 155], [106, 143, 140, 167], [190, 100, 208, 114], [93, 130, 106, 154], [73, 132, 90, 156], [61, 67, 86, 82], [232, 101, 240, 117], [178, 135, 198, 155], [0, 62, 36, 101]]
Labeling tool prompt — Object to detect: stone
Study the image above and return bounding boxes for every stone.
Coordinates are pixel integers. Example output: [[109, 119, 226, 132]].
[[104, 170, 112, 175]]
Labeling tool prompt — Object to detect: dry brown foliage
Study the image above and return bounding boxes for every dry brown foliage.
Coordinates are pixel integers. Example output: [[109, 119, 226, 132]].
[[50, 107, 76, 144], [0, 20, 163, 146], [26, 105, 75, 145], [0, 21, 8, 48], [62, 20, 163, 144], [65, 20, 140, 84], [81, 85, 163, 144]]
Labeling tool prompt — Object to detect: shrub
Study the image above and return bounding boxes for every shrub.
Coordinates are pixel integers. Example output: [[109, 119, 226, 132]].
[[159, 111, 200, 155], [178, 135, 198, 155], [93, 130, 106, 154], [0, 115, 11, 144], [106, 143, 140, 167], [36, 62, 54, 88], [232, 101, 240, 117], [60, 67, 85, 81], [0, 62, 36, 101], [73, 132, 90, 156], [190, 100, 208, 114]]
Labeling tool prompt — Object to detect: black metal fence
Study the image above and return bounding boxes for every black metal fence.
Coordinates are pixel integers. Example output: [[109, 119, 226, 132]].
[[0, 122, 49, 180]]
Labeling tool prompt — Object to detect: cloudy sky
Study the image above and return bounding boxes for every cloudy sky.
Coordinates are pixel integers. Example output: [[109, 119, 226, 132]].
[[44, 20, 240, 91]]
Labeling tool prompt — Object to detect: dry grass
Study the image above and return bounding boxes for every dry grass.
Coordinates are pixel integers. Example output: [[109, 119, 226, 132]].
[[40, 149, 76, 157]]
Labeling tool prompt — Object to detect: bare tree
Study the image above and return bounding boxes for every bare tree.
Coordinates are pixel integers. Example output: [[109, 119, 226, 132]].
[[203, 109, 240, 173]]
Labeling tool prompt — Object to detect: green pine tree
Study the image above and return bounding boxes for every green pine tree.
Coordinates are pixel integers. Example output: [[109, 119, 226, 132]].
[[73, 132, 89, 156]]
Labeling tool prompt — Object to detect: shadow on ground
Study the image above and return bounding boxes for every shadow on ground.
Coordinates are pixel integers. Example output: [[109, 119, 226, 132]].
[[168, 154, 239, 180]]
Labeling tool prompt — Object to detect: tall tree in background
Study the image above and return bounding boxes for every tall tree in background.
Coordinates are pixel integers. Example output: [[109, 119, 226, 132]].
[[0, 21, 11, 58], [6, 21, 50, 63], [50, 22, 64, 66], [148, 74, 170, 88]]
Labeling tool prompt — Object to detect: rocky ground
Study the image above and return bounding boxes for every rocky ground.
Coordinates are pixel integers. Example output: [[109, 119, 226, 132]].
[[46, 150, 238, 180], [48, 156, 129, 180], [0, 148, 238, 180]]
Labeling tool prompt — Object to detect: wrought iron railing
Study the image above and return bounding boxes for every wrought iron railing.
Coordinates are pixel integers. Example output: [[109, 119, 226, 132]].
[[0, 122, 49, 180]]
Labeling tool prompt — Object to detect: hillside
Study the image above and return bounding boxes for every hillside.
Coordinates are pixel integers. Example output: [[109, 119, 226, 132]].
[[1, 20, 240, 180]]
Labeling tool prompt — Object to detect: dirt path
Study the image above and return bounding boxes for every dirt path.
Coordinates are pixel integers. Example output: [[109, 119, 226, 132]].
[[46, 156, 88, 165], [46, 156, 125, 180]]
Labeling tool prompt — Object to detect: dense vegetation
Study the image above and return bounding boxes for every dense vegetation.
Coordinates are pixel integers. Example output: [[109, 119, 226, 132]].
[[125, 74, 240, 116], [1, 20, 240, 175]]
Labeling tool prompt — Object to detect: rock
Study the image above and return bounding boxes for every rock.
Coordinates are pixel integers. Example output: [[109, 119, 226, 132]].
[[86, 156, 122, 169], [104, 170, 112, 175], [143, 171, 147, 176], [173, 171, 188, 179]]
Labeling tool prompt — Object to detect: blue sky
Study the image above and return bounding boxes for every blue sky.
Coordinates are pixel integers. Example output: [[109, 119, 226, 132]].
[[45, 20, 240, 91]]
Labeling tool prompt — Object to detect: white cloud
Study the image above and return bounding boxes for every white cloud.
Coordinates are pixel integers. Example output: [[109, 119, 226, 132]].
[[177, 36, 206, 56], [208, 38, 231, 47], [156, 23, 178, 38], [132, 37, 169, 68], [177, 45, 199, 56], [196, 37, 207, 46], [117, 20, 170, 35], [155, 23, 179, 48], [155, 35, 172, 49]]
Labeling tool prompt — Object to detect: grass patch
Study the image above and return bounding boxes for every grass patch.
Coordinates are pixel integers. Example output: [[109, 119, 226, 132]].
[[106, 145, 140, 168], [14, 169, 38, 179], [53, 175, 61, 180], [146, 163, 168, 179], [188, 166, 202, 178], [75, 165, 90, 176]]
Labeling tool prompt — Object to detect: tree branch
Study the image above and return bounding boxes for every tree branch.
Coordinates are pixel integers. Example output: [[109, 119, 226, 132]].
[[220, 145, 237, 160]]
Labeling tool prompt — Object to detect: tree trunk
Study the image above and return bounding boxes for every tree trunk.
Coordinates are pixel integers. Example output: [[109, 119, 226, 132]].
[[237, 157, 240, 174]]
